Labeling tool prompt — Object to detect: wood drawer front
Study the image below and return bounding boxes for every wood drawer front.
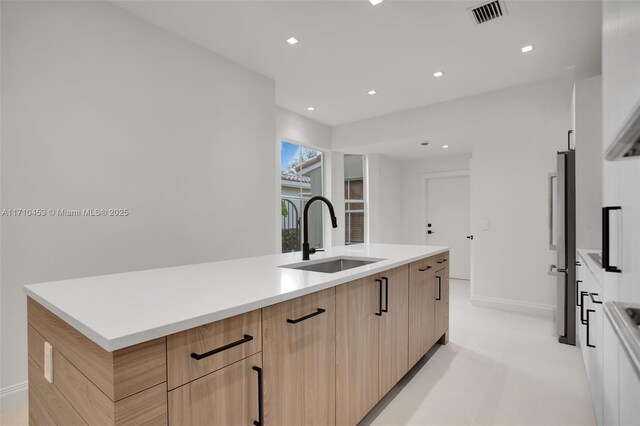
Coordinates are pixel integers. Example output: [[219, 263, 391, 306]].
[[435, 252, 449, 270], [168, 352, 262, 426], [167, 309, 261, 389]]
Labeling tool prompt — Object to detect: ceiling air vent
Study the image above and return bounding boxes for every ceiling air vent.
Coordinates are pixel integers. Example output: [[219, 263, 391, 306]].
[[469, 0, 506, 25]]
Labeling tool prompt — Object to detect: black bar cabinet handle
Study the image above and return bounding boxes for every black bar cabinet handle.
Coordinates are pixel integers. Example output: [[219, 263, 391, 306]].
[[419, 265, 432, 272], [602, 206, 622, 273], [252, 366, 263, 426], [580, 291, 588, 325], [586, 309, 595, 348], [382, 277, 389, 313], [576, 280, 583, 306], [375, 278, 383, 316], [191, 334, 253, 360], [286, 308, 326, 324], [589, 293, 603, 305], [436, 276, 442, 301], [437, 259, 448, 264]]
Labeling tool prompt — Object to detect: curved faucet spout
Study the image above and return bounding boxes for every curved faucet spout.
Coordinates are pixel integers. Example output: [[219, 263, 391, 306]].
[[302, 196, 338, 260]]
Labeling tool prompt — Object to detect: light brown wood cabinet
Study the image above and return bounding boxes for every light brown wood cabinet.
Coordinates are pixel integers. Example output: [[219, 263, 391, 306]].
[[262, 287, 336, 426], [378, 266, 409, 396], [335, 265, 409, 426], [168, 353, 262, 426], [408, 257, 437, 366], [435, 259, 450, 341], [27, 251, 448, 426], [336, 275, 381, 426]]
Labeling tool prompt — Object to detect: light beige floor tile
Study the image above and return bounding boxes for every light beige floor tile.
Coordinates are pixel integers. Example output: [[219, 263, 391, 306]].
[[366, 279, 596, 426], [0, 404, 28, 426]]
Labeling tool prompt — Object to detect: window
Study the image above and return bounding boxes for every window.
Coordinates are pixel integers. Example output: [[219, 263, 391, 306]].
[[344, 155, 365, 245], [280, 141, 324, 253]]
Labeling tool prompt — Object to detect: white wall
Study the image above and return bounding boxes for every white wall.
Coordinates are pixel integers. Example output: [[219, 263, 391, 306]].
[[401, 155, 471, 245], [1, 1, 276, 408], [468, 78, 571, 314], [574, 76, 603, 250], [332, 77, 574, 315], [276, 107, 331, 151], [367, 154, 404, 244]]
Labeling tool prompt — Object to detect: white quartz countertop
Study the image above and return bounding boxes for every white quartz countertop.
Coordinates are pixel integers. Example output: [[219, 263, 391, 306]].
[[577, 248, 604, 288], [24, 243, 448, 352]]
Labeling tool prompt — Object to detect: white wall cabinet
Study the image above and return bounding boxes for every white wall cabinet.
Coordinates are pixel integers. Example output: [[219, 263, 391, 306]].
[[601, 2, 640, 425]]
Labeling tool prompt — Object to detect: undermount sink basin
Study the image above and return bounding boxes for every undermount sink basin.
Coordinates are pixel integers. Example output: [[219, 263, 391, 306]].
[[281, 256, 385, 274]]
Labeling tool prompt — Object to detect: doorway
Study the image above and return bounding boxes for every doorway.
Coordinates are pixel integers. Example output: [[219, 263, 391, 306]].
[[424, 173, 470, 280]]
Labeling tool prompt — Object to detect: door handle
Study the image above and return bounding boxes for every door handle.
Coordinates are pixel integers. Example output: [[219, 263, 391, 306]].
[[603, 206, 622, 273], [466, 235, 474, 240], [252, 366, 263, 426], [375, 278, 383, 316], [549, 264, 568, 274], [381, 277, 389, 313]]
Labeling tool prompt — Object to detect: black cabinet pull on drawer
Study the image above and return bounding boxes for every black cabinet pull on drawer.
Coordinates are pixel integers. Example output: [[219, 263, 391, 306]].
[[437, 259, 448, 264], [191, 334, 254, 360], [419, 265, 432, 272], [286, 308, 326, 324], [580, 292, 589, 325], [589, 293, 603, 304], [586, 309, 596, 348]]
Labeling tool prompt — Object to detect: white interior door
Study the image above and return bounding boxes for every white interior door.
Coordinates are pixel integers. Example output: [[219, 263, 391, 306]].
[[425, 175, 470, 280]]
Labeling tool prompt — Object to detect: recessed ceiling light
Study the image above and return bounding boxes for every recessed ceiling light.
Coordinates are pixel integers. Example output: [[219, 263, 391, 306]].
[[521, 44, 534, 53], [442, 145, 449, 149], [307, 106, 315, 111], [369, 0, 384, 5], [286, 37, 299, 45], [368, 90, 377, 95], [433, 71, 444, 78]]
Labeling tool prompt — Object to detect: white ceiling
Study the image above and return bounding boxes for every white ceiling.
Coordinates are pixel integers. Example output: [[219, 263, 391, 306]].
[[118, 0, 601, 127]]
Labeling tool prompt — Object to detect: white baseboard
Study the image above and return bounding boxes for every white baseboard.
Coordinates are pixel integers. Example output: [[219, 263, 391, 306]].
[[0, 381, 28, 412], [471, 295, 556, 318]]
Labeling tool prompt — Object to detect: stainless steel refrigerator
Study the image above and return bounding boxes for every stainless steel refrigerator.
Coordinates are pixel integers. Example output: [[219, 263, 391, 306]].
[[550, 143, 576, 346]]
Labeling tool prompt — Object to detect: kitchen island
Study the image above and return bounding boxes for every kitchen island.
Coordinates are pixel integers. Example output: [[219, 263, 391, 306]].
[[24, 243, 450, 426]]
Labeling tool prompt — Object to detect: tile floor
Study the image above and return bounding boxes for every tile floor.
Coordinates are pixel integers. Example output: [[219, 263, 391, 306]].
[[0, 280, 595, 426], [362, 279, 596, 425]]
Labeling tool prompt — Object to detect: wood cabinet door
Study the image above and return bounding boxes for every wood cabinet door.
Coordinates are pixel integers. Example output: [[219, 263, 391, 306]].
[[336, 276, 380, 426], [434, 266, 450, 340], [168, 352, 262, 426], [408, 258, 436, 367], [262, 287, 335, 426], [378, 266, 409, 397]]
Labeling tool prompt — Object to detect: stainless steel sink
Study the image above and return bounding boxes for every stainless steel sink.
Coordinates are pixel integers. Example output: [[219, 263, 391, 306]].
[[281, 256, 384, 274]]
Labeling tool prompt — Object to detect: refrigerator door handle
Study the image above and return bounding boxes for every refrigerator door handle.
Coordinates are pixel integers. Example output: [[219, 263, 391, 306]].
[[549, 173, 558, 250]]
